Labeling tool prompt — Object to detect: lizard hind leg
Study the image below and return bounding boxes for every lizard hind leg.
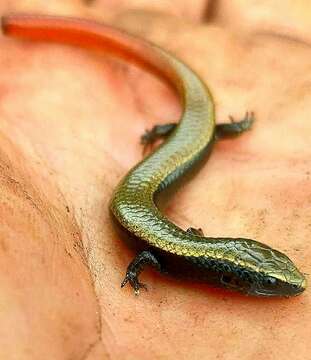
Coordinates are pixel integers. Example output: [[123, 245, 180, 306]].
[[121, 250, 161, 295], [216, 112, 254, 139]]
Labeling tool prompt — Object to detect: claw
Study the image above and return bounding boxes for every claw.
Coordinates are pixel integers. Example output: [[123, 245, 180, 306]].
[[134, 282, 148, 296]]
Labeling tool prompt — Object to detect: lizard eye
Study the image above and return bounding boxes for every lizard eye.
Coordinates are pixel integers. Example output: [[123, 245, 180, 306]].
[[264, 277, 276, 286]]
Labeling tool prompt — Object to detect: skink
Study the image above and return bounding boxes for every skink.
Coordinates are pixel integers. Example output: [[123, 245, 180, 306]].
[[1, 14, 306, 297]]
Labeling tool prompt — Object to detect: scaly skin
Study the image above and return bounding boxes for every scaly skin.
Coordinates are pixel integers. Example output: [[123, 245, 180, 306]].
[[2, 14, 306, 297]]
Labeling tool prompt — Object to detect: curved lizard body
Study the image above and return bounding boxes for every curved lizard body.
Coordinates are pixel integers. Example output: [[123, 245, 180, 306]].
[[2, 14, 306, 297]]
